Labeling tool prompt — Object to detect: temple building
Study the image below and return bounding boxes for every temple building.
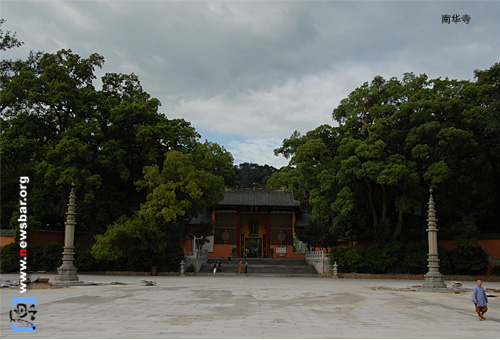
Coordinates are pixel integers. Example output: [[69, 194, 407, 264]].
[[183, 189, 310, 259]]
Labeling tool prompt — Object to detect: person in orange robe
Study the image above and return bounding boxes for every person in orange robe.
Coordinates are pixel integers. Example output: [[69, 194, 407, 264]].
[[238, 261, 243, 274]]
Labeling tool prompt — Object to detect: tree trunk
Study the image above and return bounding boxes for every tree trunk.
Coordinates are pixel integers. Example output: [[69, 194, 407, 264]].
[[392, 211, 404, 241], [381, 184, 387, 226], [364, 177, 378, 228]]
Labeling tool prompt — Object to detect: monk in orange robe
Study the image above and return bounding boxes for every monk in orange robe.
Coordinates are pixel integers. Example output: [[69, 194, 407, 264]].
[[238, 261, 243, 274]]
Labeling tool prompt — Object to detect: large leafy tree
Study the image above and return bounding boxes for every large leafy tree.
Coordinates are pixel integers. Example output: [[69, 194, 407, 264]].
[[1, 48, 200, 238], [268, 125, 343, 245], [472, 63, 500, 231], [0, 18, 24, 95], [91, 141, 233, 266], [270, 66, 500, 246]]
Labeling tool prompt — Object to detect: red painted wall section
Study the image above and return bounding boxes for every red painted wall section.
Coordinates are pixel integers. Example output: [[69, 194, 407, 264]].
[[236, 212, 241, 255], [1, 232, 92, 248], [210, 244, 235, 258], [0, 235, 14, 247], [180, 238, 192, 253], [476, 239, 500, 257], [29, 232, 92, 247]]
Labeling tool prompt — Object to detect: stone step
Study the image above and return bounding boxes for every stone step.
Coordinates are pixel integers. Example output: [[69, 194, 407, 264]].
[[200, 264, 317, 274], [209, 257, 310, 266], [198, 257, 319, 277], [197, 272, 318, 277]]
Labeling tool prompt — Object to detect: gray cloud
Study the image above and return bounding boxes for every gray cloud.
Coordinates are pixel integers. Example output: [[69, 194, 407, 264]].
[[2, 1, 499, 167]]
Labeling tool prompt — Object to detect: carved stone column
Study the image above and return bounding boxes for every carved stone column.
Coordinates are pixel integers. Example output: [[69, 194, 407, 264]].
[[424, 188, 446, 288], [55, 184, 79, 281]]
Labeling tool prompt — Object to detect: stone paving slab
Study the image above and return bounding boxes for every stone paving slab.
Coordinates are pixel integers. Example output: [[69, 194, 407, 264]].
[[1, 274, 499, 338]]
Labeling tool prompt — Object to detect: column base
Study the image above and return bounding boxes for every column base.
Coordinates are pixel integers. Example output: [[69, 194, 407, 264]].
[[424, 272, 447, 288], [55, 265, 79, 282]]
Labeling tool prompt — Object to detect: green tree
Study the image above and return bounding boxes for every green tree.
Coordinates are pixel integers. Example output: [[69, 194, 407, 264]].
[[0, 19, 23, 51], [0, 18, 25, 95], [472, 63, 500, 232], [295, 218, 336, 250], [272, 66, 500, 247], [1, 49, 200, 239], [91, 141, 233, 267], [233, 162, 278, 188]]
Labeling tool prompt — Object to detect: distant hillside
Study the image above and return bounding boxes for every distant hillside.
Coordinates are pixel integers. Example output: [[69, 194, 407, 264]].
[[233, 162, 278, 188]]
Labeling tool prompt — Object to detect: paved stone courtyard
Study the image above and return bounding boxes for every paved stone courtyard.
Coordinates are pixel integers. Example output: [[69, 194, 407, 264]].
[[1, 274, 499, 338]]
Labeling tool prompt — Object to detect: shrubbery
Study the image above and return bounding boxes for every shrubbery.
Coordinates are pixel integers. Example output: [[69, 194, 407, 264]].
[[1, 242, 126, 273], [27, 244, 43, 272], [1, 242, 64, 273], [437, 245, 452, 275], [162, 244, 186, 272], [364, 243, 400, 273], [399, 242, 428, 274], [127, 245, 158, 272], [0, 243, 20, 273], [448, 245, 489, 275], [186, 264, 196, 273], [74, 243, 96, 272], [41, 242, 64, 271], [3, 240, 491, 275], [1, 241, 189, 273], [329, 243, 489, 275], [329, 245, 365, 273]]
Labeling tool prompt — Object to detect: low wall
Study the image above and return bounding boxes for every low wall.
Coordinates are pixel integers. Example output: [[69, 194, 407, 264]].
[[79, 271, 180, 276], [306, 258, 332, 275], [185, 258, 208, 273]]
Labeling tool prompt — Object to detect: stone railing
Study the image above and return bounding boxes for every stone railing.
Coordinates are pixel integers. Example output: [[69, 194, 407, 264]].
[[184, 249, 209, 273], [306, 250, 331, 275], [305, 250, 328, 260], [185, 249, 209, 259]]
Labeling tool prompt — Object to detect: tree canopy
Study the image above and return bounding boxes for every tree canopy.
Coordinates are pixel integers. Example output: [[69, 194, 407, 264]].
[[91, 141, 233, 267], [269, 65, 500, 246], [1, 23, 235, 266], [233, 162, 278, 188], [1, 48, 206, 234]]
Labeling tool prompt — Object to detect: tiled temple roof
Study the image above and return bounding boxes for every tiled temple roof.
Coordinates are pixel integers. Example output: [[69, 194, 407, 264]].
[[218, 189, 300, 207]]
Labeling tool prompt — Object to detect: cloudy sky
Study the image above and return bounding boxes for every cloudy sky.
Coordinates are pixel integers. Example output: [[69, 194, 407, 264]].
[[2, 1, 499, 168]]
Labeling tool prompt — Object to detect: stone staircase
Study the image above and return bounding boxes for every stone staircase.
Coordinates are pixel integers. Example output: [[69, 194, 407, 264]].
[[197, 257, 319, 277]]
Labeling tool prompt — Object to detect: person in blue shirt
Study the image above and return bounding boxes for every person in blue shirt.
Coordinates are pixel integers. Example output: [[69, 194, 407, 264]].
[[472, 279, 488, 321]]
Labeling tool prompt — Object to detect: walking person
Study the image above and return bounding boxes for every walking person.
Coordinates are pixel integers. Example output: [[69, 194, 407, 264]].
[[227, 255, 231, 264], [238, 260, 243, 274], [472, 279, 488, 321], [218, 260, 222, 273], [245, 261, 248, 274], [212, 262, 217, 277]]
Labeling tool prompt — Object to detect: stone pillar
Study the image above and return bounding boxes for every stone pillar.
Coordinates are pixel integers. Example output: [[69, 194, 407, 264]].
[[423, 188, 446, 288], [55, 184, 79, 281], [180, 260, 185, 276], [236, 211, 241, 257], [333, 262, 338, 279]]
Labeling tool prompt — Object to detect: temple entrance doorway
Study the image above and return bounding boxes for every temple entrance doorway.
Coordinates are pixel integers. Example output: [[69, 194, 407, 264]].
[[245, 238, 262, 257]]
